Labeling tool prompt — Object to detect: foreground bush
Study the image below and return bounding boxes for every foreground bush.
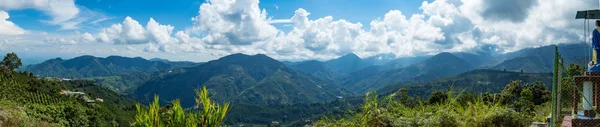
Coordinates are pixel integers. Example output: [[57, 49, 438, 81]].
[[132, 86, 230, 127], [315, 91, 532, 127]]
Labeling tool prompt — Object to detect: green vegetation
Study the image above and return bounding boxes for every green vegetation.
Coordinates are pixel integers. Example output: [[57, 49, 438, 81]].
[[224, 97, 361, 126], [86, 72, 156, 94], [135, 53, 350, 106], [380, 69, 552, 98], [132, 86, 229, 127], [0, 53, 137, 126], [316, 80, 551, 127], [1, 52, 22, 71]]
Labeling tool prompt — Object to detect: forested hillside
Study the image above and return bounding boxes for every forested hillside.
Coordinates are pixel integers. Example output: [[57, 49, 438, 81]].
[[134, 53, 351, 106], [0, 61, 137, 126]]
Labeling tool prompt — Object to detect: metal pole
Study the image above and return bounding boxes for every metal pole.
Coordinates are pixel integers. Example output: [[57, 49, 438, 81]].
[[551, 46, 559, 126], [557, 57, 562, 120]]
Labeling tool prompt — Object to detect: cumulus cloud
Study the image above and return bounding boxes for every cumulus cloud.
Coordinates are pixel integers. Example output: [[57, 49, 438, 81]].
[[0, 11, 25, 35], [190, 0, 278, 45], [96, 16, 180, 45]]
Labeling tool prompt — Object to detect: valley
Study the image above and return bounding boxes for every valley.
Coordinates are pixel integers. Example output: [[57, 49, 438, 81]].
[[2, 43, 579, 126]]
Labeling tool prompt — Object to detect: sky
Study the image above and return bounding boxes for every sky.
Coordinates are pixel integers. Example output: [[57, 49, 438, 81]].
[[0, 0, 598, 63]]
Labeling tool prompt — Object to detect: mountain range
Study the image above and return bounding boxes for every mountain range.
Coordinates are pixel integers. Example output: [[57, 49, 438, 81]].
[[343, 52, 475, 94], [21, 43, 585, 107], [492, 43, 587, 73], [23, 55, 200, 78], [134, 53, 351, 106]]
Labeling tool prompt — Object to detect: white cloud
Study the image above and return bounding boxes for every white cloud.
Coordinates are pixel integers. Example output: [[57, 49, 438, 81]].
[[96, 16, 180, 45], [0, 0, 80, 29], [268, 19, 292, 24], [0, 11, 25, 35], [43, 32, 95, 45], [10, 0, 598, 61], [144, 43, 159, 53], [147, 18, 176, 44], [190, 0, 278, 45]]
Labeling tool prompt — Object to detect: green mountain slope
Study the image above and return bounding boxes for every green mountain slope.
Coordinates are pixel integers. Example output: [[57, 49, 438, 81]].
[[23, 55, 200, 78], [324, 53, 372, 73], [289, 60, 347, 84], [0, 71, 137, 126], [134, 53, 351, 107]]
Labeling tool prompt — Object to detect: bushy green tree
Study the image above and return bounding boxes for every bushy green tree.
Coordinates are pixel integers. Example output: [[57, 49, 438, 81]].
[[0, 52, 22, 71], [500, 80, 524, 104], [514, 89, 534, 112]]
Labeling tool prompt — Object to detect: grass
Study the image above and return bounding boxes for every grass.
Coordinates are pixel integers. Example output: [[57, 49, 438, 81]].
[[315, 90, 534, 127]]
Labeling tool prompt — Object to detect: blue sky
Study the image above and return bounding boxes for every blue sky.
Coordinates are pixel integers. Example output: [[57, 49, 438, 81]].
[[0, 0, 596, 64], [8, 0, 426, 33]]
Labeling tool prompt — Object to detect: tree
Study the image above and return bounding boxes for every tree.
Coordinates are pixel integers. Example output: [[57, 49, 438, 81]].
[[528, 82, 550, 105], [514, 89, 534, 112], [0, 52, 22, 71], [399, 88, 409, 105], [428, 91, 448, 104], [500, 80, 524, 104]]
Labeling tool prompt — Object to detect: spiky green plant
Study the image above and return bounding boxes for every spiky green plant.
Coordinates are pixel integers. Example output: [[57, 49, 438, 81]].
[[195, 86, 230, 127], [132, 86, 229, 127]]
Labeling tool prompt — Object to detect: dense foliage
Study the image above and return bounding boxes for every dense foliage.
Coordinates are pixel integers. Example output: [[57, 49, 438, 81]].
[[0, 52, 22, 71], [316, 80, 552, 127], [380, 69, 552, 98], [224, 97, 362, 126], [0, 53, 137, 126]]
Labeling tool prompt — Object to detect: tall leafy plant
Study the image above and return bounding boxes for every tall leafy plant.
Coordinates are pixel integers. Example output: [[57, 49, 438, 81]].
[[133, 86, 229, 127]]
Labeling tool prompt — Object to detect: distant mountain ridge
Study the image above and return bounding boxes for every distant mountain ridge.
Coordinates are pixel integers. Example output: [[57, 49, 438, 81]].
[[134, 53, 351, 106], [492, 43, 587, 73], [23, 55, 200, 78], [345, 52, 475, 94], [324, 53, 372, 73], [289, 60, 347, 84]]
